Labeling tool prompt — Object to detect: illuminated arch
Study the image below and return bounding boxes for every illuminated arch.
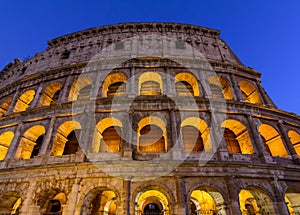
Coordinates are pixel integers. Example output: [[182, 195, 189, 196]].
[[80, 187, 118, 215], [138, 72, 163, 95], [259, 124, 288, 157], [137, 116, 167, 152], [92, 118, 123, 153], [0, 131, 14, 160], [36, 189, 67, 214], [102, 72, 126, 97], [51, 120, 81, 156], [190, 190, 217, 214], [13, 90, 35, 112], [288, 130, 300, 156], [135, 189, 170, 214], [239, 186, 276, 214], [239, 80, 262, 104], [285, 188, 300, 214], [221, 119, 255, 154], [68, 77, 93, 101], [0, 192, 22, 214], [175, 72, 200, 96], [39, 82, 62, 106], [208, 76, 233, 100], [15, 125, 46, 159], [181, 117, 212, 152], [0, 97, 12, 116]]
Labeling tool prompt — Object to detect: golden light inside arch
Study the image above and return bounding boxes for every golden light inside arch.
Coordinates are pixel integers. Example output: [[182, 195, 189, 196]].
[[136, 190, 169, 211], [208, 76, 233, 100], [15, 125, 46, 159], [0, 97, 12, 116], [239, 80, 262, 105], [138, 72, 163, 95], [102, 72, 127, 97], [259, 124, 288, 157], [53, 192, 67, 205], [92, 117, 123, 153], [68, 76, 92, 101], [39, 82, 62, 106], [191, 190, 216, 212], [221, 119, 255, 154], [239, 189, 260, 213], [288, 130, 300, 156], [13, 90, 35, 112], [175, 72, 200, 96], [181, 117, 212, 152], [0, 131, 14, 160], [51, 120, 81, 156]]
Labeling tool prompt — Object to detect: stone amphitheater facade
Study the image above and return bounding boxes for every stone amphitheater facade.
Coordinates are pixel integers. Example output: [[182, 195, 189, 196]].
[[0, 22, 299, 215]]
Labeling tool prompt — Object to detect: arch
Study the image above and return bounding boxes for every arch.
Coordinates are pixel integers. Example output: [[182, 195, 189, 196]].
[[13, 89, 35, 112], [285, 188, 300, 215], [36, 189, 67, 214], [175, 72, 200, 96], [208, 76, 233, 100], [258, 124, 288, 157], [137, 116, 167, 152], [138, 72, 163, 95], [38, 82, 63, 106], [238, 81, 262, 105], [0, 97, 12, 116], [15, 125, 46, 159], [181, 117, 212, 152], [0, 191, 21, 214], [189, 186, 226, 215], [221, 119, 255, 154], [239, 186, 276, 214], [51, 120, 81, 156], [288, 130, 300, 156], [68, 77, 93, 101], [102, 72, 127, 97], [0, 131, 14, 160], [92, 118, 123, 153], [135, 189, 170, 215], [80, 187, 118, 215], [44, 193, 66, 214]]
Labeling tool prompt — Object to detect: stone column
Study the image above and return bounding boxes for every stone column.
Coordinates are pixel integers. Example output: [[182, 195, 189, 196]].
[[39, 117, 56, 156], [30, 85, 43, 108], [20, 180, 38, 215], [90, 71, 103, 99], [59, 75, 75, 103], [166, 67, 176, 97], [245, 115, 274, 163], [271, 178, 290, 215], [170, 110, 182, 160], [128, 67, 136, 97], [255, 81, 274, 107], [175, 177, 187, 215], [123, 179, 132, 214], [225, 176, 242, 215], [198, 70, 210, 98], [122, 110, 133, 158], [6, 85, 20, 114], [4, 122, 24, 160], [229, 74, 244, 102], [67, 179, 82, 215], [277, 120, 299, 161]]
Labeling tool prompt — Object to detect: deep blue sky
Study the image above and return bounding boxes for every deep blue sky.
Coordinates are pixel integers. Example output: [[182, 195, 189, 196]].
[[1, 0, 299, 114]]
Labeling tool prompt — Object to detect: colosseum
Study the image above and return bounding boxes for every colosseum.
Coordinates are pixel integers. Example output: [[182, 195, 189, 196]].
[[0, 22, 299, 215]]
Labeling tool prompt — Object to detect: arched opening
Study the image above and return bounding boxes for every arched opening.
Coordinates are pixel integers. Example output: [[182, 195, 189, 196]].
[[190, 187, 226, 215], [92, 118, 123, 153], [239, 187, 276, 214], [102, 73, 126, 97], [288, 130, 300, 156], [181, 117, 212, 153], [38, 82, 63, 106], [285, 188, 300, 215], [208, 76, 233, 100], [259, 124, 288, 157], [13, 90, 35, 112], [135, 189, 170, 215], [81, 187, 117, 215], [238, 81, 262, 105], [175, 72, 200, 96], [68, 77, 93, 101], [51, 121, 81, 156], [0, 192, 22, 214], [44, 193, 66, 214], [221, 120, 254, 154], [0, 97, 12, 116], [15, 125, 46, 159], [137, 116, 167, 152], [139, 72, 163, 96], [0, 131, 14, 160]]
